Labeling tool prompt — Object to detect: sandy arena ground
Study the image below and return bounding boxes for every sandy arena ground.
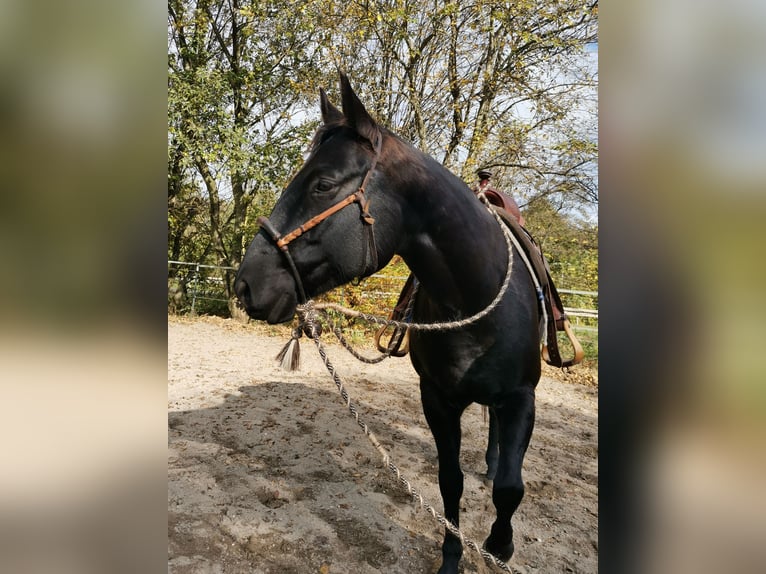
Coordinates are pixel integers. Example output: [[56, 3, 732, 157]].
[[168, 315, 597, 573]]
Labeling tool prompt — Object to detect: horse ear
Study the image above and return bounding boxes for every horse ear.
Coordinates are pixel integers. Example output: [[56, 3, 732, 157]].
[[339, 72, 380, 150], [319, 87, 343, 125]]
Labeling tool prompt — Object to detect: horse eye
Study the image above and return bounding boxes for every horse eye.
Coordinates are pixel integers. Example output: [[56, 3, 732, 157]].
[[315, 179, 335, 193]]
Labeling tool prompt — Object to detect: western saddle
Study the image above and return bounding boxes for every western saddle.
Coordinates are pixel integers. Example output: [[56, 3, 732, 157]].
[[373, 170, 584, 368]]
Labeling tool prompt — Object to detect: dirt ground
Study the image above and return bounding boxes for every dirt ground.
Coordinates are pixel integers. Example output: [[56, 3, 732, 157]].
[[168, 315, 597, 574]]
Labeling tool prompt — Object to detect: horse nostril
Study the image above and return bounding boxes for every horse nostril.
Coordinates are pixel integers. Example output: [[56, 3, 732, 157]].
[[234, 278, 250, 304]]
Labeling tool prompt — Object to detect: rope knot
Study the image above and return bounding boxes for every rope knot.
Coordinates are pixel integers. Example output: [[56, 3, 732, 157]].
[[297, 300, 322, 339]]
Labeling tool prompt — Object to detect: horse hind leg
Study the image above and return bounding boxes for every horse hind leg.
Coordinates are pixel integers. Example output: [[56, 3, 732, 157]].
[[485, 406, 499, 480], [420, 379, 465, 574], [484, 388, 536, 562]]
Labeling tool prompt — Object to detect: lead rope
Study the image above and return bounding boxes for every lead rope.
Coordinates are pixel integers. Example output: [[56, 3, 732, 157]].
[[275, 194, 547, 369], [309, 193, 546, 342], [274, 195, 543, 572], [300, 312, 514, 573]]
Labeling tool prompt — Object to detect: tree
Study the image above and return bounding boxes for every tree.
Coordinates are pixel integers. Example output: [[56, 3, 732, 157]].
[[309, 0, 598, 211], [524, 197, 597, 292], [168, 0, 324, 304], [167, 0, 599, 311]]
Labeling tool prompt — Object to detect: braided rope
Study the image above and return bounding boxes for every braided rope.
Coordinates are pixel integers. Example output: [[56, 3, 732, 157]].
[[310, 195, 514, 332], [279, 196, 545, 572], [309, 194, 546, 342], [327, 320, 392, 364], [307, 333, 514, 573], [324, 274, 421, 362]]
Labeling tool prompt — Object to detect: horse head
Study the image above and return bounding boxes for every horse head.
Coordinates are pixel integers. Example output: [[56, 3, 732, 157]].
[[235, 73, 402, 323]]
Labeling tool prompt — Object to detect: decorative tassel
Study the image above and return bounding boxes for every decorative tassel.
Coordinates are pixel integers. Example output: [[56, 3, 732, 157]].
[[275, 327, 302, 371]]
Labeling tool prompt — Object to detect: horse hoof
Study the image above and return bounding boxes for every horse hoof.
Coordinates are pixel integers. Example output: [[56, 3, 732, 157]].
[[436, 549, 461, 574], [484, 537, 514, 562]]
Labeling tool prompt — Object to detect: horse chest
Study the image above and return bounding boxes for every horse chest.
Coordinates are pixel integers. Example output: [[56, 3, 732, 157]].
[[409, 330, 511, 400]]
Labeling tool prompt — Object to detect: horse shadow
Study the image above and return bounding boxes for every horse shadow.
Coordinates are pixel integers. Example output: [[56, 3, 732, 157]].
[[169, 374, 597, 574], [169, 378, 460, 573]]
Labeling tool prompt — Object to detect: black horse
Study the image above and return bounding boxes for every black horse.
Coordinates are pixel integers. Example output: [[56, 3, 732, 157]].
[[235, 73, 541, 574]]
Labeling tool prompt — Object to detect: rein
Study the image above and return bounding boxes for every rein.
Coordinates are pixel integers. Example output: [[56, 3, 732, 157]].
[[258, 186, 534, 573], [301, 195, 541, 336], [257, 129, 549, 367], [269, 197, 520, 573], [313, 204, 514, 330], [270, 195, 540, 372]]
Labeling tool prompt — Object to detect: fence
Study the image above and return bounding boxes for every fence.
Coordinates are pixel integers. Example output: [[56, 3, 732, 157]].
[[168, 261, 598, 330], [168, 260, 236, 315], [555, 288, 599, 332]]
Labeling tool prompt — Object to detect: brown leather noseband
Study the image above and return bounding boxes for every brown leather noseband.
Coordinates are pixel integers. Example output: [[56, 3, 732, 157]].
[[257, 134, 381, 304]]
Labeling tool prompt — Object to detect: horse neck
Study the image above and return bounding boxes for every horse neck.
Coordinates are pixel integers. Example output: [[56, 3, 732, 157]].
[[390, 149, 509, 315]]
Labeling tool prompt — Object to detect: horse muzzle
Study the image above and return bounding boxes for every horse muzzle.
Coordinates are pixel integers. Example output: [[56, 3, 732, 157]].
[[234, 280, 296, 325], [234, 241, 299, 324]]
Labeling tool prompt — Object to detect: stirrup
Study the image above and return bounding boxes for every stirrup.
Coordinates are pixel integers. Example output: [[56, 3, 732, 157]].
[[542, 318, 584, 368], [373, 323, 410, 357]]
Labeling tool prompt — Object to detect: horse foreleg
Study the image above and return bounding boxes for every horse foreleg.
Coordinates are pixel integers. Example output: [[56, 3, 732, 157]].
[[484, 388, 536, 562], [420, 379, 465, 574], [485, 406, 499, 480]]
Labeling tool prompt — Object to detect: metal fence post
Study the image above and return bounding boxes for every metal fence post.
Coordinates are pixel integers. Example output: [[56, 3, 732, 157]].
[[190, 263, 200, 315]]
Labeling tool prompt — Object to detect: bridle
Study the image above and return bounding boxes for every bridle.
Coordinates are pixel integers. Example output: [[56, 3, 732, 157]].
[[257, 131, 382, 304]]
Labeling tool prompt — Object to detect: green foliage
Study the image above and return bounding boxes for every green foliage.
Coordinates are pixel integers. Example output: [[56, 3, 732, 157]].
[[320, 256, 411, 312], [168, 0, 327, 278], [524, 198, 598, 294], [167, 0, 599, 350]]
